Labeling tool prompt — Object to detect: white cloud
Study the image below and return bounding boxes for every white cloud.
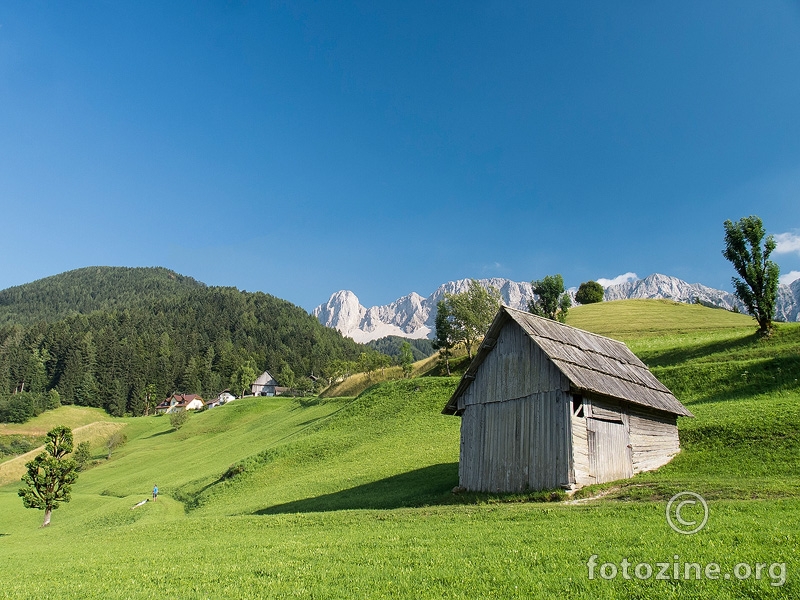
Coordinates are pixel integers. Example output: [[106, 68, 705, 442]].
[[779, 270, 800, 285], [597, 272, 638, 288], [775, 232, 800, 255]]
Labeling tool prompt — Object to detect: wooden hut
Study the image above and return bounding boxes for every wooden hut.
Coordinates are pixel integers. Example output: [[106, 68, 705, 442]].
[[442, 306, 693, 493]]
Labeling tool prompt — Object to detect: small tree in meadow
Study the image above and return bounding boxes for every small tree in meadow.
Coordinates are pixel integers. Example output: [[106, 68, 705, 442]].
[[73, 441, 92, 471], [169, 410, 189, 430], [432, 300, 457, 376], [106, 431, 128, 459], [446, 280, 502, 359], [18, 426, 79, 527], [400, 341, 414, 378], [279, 363, 296, 394], [575, 281, 604, 304], [231, 361, 258, 397]]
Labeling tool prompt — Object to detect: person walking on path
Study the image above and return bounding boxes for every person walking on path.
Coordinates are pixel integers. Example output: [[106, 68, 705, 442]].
[[153, 485, 158, 501]]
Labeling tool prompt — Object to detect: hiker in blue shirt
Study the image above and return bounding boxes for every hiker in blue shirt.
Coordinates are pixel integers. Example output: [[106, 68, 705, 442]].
[[153, 485, 158, 501]]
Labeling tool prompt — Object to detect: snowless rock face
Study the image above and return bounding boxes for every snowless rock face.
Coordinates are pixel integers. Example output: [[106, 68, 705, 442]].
[[603, 273, 744, 310], [314, 274, 800, 342]]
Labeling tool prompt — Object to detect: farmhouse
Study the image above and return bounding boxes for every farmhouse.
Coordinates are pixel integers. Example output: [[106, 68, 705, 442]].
[[155, 393, 205, 414], [205, 390, 236, 409], [251, 371, 279, 396], [442, 306, 693, 493]]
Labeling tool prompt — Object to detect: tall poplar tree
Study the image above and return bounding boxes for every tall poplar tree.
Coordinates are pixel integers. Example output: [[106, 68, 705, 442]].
[[723, 215, 780, 336]]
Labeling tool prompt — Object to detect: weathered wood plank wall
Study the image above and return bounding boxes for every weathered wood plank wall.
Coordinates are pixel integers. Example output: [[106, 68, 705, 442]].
[[458, 321, 572, 492]]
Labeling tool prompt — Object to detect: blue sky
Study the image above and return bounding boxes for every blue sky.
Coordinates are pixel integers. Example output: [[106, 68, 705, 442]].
[[2, 1, 799, 311]]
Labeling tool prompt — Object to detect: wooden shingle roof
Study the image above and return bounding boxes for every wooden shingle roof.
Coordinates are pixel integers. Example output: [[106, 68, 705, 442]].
[[443, 306, 693, 417]]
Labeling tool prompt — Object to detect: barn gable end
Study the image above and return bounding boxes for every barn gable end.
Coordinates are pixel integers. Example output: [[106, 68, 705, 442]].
[[444, 306, 692, 493]]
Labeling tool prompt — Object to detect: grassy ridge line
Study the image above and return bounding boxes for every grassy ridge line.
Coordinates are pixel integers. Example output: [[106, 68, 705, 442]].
[[566, 298, 755, 340], [0, 405, 112, 436], [0, 421, 126, 486]]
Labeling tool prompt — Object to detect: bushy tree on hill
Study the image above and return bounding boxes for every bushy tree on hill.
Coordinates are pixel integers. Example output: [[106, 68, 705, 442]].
[[18, 426, 78, 527], [399, 341, 414, 378], [169, 410, 189, 430], [432, 300, 457, 375], [529, 274, 571, 323], [231, 361, 258, 398], [575, 281, 604, 305], [445, 280, 502, 359], [722, 215, 780, 336]]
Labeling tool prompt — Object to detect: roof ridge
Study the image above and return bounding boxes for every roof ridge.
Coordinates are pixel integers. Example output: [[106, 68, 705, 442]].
[[501, 305, 630, 347]]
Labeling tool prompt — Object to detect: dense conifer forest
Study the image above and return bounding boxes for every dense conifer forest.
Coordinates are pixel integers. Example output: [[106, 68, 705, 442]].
[[366, 336, 435, 361], [0, 267, 364, 421]]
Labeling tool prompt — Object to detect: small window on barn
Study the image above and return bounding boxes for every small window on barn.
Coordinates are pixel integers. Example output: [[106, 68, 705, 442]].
[[572, 395, 584, 418]]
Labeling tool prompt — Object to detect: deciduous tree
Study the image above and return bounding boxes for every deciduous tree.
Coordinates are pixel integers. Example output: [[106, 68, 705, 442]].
[[105, 430, 127, 459], [169, 409, 189, 430], [18, 426, 78, 527], [279, 363, 296, 394], [722, 216, 780, 336], [446, 281, 502, 359], [73, 441, 92, 471], [231, 361, 258, 397], [399, 341, 414, 378], [529, 274, 571, 323], [432, 300, 457, 375], [575, 281, 604, 305]]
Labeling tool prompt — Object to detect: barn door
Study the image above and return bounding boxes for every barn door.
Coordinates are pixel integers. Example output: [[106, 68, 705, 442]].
[[587, 416, 633, 483]]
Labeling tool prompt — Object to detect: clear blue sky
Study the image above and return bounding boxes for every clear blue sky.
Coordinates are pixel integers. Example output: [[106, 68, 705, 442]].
[[2, 1, 799, 311]]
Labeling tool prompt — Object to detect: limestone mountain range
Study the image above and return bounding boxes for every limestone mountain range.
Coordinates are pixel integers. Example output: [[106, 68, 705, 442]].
[[313, 273, 800, 343]]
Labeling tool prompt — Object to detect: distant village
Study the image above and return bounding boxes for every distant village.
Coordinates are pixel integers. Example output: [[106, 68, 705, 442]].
[[154, 370, 294, 414]]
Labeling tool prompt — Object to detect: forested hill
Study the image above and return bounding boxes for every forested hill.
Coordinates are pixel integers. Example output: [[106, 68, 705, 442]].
[[0, 267, 205, 325], [0, 267, 365, 420]]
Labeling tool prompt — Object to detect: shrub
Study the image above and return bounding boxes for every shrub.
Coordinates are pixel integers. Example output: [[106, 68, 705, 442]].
[[169, 410, 189, 430], [106, 431, 128, 459], [73, 441, 92, 471]]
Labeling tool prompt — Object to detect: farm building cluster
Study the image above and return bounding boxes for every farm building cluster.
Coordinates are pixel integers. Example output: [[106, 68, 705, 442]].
[[154, 370, 288, 414]]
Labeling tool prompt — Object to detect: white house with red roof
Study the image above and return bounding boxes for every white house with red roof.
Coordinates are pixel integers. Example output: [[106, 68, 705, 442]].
[[155, 393, 205, 414]]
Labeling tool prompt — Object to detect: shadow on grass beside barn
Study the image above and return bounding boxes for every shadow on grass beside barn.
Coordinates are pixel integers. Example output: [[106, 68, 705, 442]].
[[253, 463, 567, 515], [254, 463, 459, 514]]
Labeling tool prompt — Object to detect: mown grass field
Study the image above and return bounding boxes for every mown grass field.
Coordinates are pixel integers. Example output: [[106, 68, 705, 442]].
[[0, 300, 798, 598]]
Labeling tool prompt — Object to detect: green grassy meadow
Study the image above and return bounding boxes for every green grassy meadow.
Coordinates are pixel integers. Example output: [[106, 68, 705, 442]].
[[0, 300, 798, 598]]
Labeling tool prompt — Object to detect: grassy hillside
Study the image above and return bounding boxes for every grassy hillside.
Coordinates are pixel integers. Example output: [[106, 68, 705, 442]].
[[0, 300, 797, 598]]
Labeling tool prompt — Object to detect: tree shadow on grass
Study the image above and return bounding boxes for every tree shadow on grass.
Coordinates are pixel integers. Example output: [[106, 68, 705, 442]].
[[253, 463, 459, 515]]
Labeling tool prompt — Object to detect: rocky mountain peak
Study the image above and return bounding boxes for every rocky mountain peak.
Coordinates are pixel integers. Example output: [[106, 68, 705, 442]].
[[314, 274, 800, 342]]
